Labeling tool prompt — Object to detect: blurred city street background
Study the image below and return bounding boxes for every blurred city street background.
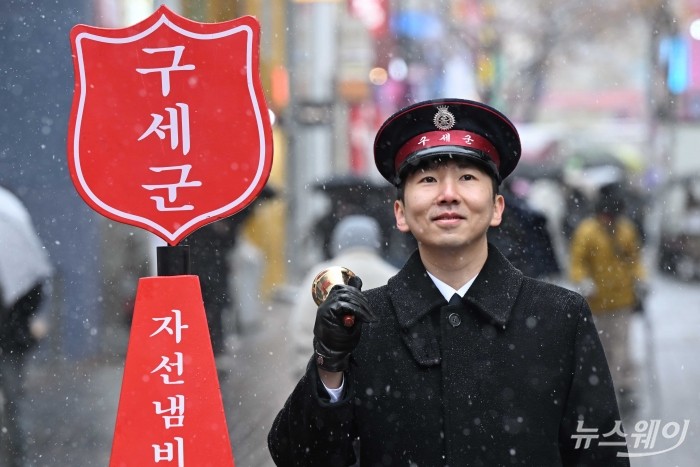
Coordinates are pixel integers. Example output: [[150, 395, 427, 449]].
[[2, 0, 700, 466]]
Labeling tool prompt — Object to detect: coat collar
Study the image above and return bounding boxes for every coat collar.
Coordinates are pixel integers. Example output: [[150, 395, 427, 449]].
[[389, 244, 523, 329]]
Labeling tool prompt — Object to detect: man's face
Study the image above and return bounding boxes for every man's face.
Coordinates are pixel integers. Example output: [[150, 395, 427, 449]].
[[394, 159, 504, 253]]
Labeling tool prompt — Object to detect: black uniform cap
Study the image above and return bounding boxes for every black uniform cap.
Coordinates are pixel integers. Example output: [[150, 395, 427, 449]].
[[373, 98, 521, 186]]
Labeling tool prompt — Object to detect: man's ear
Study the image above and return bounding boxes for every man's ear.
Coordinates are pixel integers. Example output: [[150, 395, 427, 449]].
[[394, 199, 410, 233], [490, 194, 505, 227]]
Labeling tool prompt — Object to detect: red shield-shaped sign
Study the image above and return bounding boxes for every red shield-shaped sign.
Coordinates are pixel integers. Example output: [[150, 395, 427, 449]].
[[68, 6, 273, 245]]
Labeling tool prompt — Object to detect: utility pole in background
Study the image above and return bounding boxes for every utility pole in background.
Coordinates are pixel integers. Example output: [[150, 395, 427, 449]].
[[285, 0, 341, 279]]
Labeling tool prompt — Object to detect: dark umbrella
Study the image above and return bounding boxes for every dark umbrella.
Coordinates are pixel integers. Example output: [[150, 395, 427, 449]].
[[313, 174, 391, 192], [511, 161, 563, 181], [311, 175, 414, 266], [488, 191, 561, 279]]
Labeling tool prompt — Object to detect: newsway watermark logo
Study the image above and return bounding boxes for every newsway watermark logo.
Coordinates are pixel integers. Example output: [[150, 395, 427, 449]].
[[572, 419, 690, 457]]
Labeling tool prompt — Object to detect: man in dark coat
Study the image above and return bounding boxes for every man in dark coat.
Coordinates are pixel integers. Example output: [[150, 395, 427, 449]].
[[269, 99, 628, 466]]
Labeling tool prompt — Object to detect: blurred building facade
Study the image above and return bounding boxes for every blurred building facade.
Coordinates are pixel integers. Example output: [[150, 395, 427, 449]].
[[3, 0, 697, 360]]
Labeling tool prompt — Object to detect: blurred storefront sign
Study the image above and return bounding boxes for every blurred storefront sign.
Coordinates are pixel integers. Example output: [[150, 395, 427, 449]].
[[663, 35, 690, 95], [390, 10, 443, 40], [349, 104, 381, 173], [349, 0, 389, 38], [686, 0, 700, 15], [337, 16, 374, 103], [294, 101, 335, 126]]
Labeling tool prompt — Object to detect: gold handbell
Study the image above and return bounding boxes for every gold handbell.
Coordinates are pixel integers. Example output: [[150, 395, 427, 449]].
[[311, 266, 358, 327], [311, 266, 357, 305]]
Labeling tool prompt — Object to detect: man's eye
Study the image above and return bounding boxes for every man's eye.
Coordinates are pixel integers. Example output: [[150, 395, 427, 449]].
[[460, 174, 475, 181], [419, 176, 437, 183]]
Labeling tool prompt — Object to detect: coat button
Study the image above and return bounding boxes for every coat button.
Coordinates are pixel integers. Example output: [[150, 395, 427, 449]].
[[448, 313, 461, 327]]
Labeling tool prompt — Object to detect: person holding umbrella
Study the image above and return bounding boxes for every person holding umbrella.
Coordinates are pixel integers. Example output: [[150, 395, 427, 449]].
[[0, 184, 53, 467]]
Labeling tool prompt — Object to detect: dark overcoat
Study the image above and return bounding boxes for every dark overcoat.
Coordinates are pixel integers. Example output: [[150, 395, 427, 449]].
[[269, 246, 629, 466]]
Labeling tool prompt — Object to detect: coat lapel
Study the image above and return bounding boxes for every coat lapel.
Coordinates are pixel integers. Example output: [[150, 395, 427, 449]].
[[387, 245, 524, 366], [388, 251, 445, 366], [463, 244, 523, 328], [389, 251, 446, 328]]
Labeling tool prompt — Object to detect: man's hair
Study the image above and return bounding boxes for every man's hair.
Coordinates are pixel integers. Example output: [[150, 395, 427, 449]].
[[395, 157, 500, 202]]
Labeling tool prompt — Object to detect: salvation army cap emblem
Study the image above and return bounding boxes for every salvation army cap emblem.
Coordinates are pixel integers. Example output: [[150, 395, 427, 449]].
[[67, 6, 273, 245], [433, 105, 456, 130]]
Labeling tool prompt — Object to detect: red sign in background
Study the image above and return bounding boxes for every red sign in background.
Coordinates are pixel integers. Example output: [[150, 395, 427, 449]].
[[110, 276, 234, 467], [68, 5, 273, 245]]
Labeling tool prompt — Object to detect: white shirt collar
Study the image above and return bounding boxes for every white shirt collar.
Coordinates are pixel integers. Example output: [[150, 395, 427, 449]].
[[426, 271, 477, 301]]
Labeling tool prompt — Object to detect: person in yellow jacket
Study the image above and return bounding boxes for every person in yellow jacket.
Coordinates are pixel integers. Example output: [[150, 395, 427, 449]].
[[569, 183, 647, 415]]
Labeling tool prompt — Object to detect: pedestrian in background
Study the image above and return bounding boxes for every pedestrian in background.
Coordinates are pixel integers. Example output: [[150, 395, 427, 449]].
[[185, 215, 246, 356], [269, 98, 628, 466], [488, 179, 561, 281], [308, 176, 415, 269], [0, 184, 53, 467], [288, 215, 398, 377], [184, 186, 276, 355], [569, 182, 647, 415]]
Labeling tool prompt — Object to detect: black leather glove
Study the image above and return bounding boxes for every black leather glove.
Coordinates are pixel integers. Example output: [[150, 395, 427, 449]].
[[313, 276, 376, 372]]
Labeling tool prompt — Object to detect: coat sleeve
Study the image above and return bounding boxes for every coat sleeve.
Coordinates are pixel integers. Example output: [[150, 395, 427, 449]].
[[268, 360, 357, 467], [558, 295, 630, 466]]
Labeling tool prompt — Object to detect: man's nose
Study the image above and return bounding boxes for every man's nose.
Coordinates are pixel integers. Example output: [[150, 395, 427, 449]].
[[437, 179, 459, 203]]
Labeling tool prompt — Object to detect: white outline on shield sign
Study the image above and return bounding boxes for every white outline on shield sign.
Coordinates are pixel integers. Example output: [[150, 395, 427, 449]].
[[72, 14, 268, 243]]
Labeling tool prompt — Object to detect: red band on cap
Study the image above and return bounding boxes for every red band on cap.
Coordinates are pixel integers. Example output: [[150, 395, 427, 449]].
[[394, 130, 500, 172]]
